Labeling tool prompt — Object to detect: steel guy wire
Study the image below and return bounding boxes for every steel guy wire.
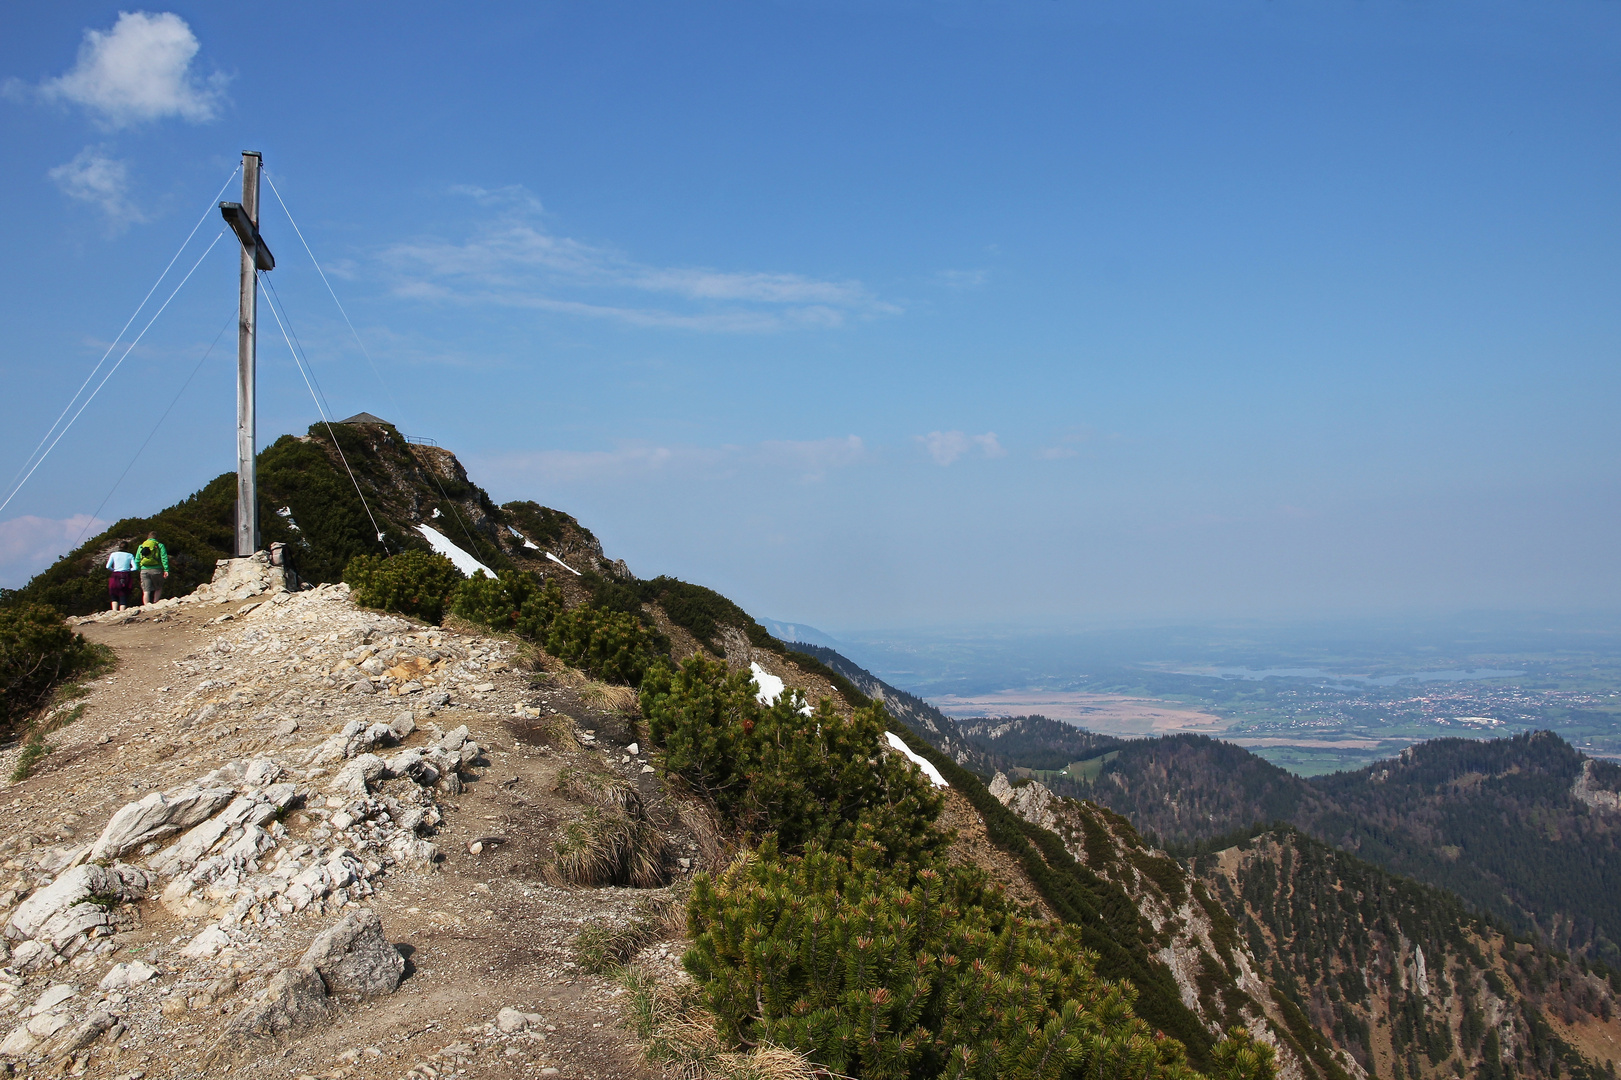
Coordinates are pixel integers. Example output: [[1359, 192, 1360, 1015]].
[[6, 166, 241, 500], [255, 272, 387, 548], [261, 169, 499, 566], [72, 309, 238, 550], [0, 230, 228, 517]]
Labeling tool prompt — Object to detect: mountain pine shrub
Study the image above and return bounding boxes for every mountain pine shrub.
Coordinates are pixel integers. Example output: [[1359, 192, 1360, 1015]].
[[0, 605, 109, 730], [640, 654, 947, 867], [546, 605, 659, 685], [686, 840, 1221, 1080], [452, 569, 540, 630], [516, 581, 566, 640], [344, 550, 464, 624]]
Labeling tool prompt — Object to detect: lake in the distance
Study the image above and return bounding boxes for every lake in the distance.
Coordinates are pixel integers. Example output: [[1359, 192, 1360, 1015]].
[[1185, 667, 1526, 687]]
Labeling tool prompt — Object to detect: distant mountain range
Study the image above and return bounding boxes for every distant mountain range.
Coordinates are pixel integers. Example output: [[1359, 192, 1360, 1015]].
[[759, 619, 844, 649]]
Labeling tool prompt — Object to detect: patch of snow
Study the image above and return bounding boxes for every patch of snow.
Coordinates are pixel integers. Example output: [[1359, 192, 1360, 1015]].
[[751, 662, 786, 706], [506, 525, 544, 551], [276, 506, 300, 531], [885, 731, 949, 788], [544, 551, 580, 575], [431, 507, 442, 519], [415, 524, 497, 579]]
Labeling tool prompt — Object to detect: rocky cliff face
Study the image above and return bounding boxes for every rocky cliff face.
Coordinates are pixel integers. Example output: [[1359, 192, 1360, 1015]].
[[988, 775, 1621, 1080], [1196, 829, 1621, 1080], [988, 773, 1331, 1080]]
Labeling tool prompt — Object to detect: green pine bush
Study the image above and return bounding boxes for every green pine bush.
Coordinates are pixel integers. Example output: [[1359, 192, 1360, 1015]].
[[0, 605, 108, 730], [516, 580, 566, 639], [344, 550, 464, 624], [546, 605, 658, 685], [640, 653, 947, 867], [452, 569, 540, 630], [685, 840, 1207, 1080]]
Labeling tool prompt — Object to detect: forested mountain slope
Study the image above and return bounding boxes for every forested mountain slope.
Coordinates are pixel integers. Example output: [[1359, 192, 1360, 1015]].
[[1045, 731, 1621, 965], [1304, 734, 1621, 965], [990, 776, 1621, 1080], [1197, 828, 1621, 1080]]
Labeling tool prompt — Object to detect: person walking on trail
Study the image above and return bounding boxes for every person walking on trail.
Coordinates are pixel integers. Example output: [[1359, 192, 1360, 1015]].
[[105, 547, 136, 611], [136, 532, 168, 605]]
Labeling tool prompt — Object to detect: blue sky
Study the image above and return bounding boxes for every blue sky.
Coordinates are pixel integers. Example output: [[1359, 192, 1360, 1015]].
[[1, 2, 1618, 630]]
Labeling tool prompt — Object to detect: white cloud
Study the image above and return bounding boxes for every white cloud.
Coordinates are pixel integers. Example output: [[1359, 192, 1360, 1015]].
[[0, 514, 107, 588], [48, 146, 145, 226], [35, 11, 225, 129], [382, 187, 896, 334], [918, 430, 1005, 465]]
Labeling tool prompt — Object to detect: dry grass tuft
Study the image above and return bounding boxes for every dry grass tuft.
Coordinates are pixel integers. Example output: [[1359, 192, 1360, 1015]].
[[620, 965, 832, 1080], [546, 809, 669, 889], [675, 798, 728, 872], [507, 712, 580, 750], [579, 679, 640, 715], [573, 892, 685, 973], [555, 765, 641, 814]]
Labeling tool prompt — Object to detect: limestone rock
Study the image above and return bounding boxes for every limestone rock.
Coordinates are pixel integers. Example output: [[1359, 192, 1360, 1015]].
[[299, 908, 404, 1000], [98, 960, 158, 991], [90, 785, 235, 860], [41, 1009, 115, 1059], [6, 863, 153, 943], [496, 1006, 545, 1033], [182, 926, 231, 958], [0, 1023, 39, 1057], [220, 966, 332, 1044], [28, 984, 75, 1016], [332, 753, 387, 797]]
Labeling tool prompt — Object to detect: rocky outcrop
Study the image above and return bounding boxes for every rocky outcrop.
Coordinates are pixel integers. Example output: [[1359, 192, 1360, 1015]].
[[988, 773, 1316, 1080], [1571, 758, 1621, 814], [4, 863, 155, 971], [221, 966, 334, 1045], [299, 908, 404, 1000]]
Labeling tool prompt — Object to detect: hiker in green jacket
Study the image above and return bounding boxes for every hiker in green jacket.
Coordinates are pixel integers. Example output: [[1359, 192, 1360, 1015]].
[[137, 532, 169, 605]]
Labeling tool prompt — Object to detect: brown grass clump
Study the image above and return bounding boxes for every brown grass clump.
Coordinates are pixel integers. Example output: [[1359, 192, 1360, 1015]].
[[506, 712, 580, 750], [579, 679, 639, 716], [545, 809, 669, 889], [555, 765, 641, 815], [573, 892, 685, 973], [619, 965, 831, 1080]]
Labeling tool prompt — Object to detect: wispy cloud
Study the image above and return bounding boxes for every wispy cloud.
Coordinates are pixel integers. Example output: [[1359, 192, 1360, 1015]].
[[917, 430, 1005, 466], [934, 268, 989, 290], [1036, 426, 1106, 459], [0, 514, 107, 588], [20, 11, 226, 129], [383, 187, 896, 333], [478, 435, 867, 486], [48, 146, 145, 228]]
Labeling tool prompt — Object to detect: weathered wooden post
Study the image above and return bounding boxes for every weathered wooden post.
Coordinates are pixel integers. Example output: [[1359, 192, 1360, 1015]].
[[220, 152, 275, 557]]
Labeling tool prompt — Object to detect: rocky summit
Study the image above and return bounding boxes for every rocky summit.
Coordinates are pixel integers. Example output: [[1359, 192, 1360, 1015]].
[[0, 562, 696, 1078]]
